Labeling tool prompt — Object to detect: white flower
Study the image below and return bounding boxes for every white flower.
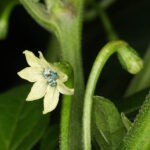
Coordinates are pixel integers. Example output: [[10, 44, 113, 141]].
[[17, 50, 74, 114]]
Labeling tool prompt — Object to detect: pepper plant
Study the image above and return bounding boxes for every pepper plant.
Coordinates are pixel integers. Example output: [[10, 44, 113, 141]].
[[0, 0, 150, 150]]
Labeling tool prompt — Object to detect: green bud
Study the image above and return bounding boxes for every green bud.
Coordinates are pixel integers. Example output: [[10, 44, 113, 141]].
[[118, 46, 143, 74]]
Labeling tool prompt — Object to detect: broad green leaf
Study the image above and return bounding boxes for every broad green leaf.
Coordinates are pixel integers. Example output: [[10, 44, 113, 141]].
[[0, 84, 49, 150], [92, 96, 126, 150], [15, 116, 48, 150], [40, 125, 59, 150]]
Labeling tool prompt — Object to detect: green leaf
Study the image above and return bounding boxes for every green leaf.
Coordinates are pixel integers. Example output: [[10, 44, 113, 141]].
[[20, 0, 60, 36], [15, 117, 48, 150], [120, 92, 150, 150], [40, 125, 59, 150], [92, 96, 126, 150], [0, 84, 49, 150], [121, 113, 132, 131], [0, 0, 19, 40]]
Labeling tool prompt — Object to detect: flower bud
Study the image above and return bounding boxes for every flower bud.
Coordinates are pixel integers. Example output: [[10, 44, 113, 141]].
[[118, 46, 143, 74]]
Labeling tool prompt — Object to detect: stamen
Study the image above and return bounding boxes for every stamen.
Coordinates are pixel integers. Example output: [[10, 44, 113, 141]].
[[48, 79, 57, 87], [43, 68, 59, 87], [43, 68, 51, 78]]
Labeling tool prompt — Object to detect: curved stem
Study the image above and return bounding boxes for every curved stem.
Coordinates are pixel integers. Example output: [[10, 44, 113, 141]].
[[92, 1, 118, 41], [0, 0, 18, 39], [83, 40, 129, 150]]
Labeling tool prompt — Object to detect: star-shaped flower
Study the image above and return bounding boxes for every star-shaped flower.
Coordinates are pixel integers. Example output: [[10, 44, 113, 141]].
[[18, 50, 74, 114]]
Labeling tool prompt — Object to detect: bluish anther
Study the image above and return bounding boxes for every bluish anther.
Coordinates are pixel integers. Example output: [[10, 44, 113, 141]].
[[43, 68, 59, 87]]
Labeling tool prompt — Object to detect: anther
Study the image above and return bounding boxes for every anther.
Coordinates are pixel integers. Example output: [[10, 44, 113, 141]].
[[43, 68, 59, 87]]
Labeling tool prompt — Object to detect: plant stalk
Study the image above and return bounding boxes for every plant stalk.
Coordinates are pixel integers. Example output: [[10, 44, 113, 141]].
[[83, 41, 128, 150], [59, 19, 84, 150]]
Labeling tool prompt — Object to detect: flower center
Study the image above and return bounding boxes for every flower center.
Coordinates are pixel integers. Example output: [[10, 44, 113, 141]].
[[43, 68, 59, 87]]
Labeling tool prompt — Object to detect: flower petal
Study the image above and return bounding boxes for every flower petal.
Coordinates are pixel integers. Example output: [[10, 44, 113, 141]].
[[58, 73, 68, 82], [43, 86, 59, 114], [26, 80, 48, 101], [53, 64, 68, 82], [57, 82, 74, 95], [23, 50, 41, 67], [17, 67, 43, 82], [38, 51, 50, 68], [38, 52, 68, 82], [52, 67, 68, 82]]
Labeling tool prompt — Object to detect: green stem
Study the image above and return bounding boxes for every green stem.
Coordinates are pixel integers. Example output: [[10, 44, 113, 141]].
[[93, 1, 150, 99], [45, 36, 60, 62], [100, 0, 117, 9], [93, 2, 118, 41], [60, 96, 72, 150], [120, 93, 150, 150], [83, 40, 129, 150], [59, 19, 84, 150], [0, 0, 18, 39], [60, 82, 74, 150]]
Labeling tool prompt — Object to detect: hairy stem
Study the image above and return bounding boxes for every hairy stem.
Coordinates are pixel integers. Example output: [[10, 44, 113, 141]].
[[60, 80, 74, 150], [59, 19, 84, 150]]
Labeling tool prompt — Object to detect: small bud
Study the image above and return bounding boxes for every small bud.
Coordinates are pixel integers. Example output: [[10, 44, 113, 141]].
[[118, 46, 143, 74]]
